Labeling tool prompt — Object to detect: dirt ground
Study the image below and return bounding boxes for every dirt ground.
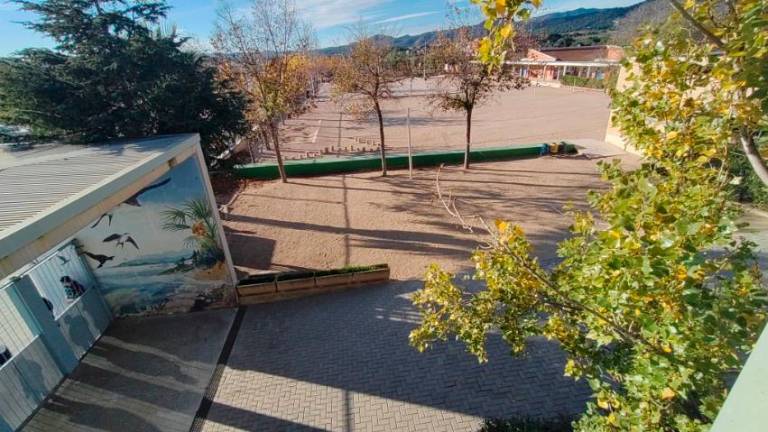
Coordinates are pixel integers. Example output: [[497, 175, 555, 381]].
[[246, 79, 612, 162], [224, 143, 638, 280]]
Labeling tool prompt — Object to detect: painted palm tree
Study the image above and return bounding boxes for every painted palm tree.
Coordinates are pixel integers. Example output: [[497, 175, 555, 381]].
[[161, 199, 224, 266]]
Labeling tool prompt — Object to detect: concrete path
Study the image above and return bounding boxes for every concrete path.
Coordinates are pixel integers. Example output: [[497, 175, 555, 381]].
[[22, 309, 236, 432], [199, 281, 590, 432]]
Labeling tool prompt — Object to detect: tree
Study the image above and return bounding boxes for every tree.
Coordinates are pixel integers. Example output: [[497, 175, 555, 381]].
[[213, 0, 315, 183], [332, 31, 405, 177], [429, 27, 526, 169], [661, 0, 768, 187], [0, 0, 248, 165], [411, 1, 767, 430]]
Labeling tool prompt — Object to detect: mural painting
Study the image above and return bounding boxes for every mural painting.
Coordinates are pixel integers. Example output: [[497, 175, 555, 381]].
[[75, 157, 234, 317]]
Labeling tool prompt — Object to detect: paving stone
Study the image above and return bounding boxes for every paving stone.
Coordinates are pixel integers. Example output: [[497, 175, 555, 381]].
[[201, 281, 590, 431]]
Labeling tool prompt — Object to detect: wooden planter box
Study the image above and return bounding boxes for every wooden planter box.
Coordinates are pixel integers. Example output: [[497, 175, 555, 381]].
[[352, 267, 390, 284], [277, 277, 316, 292], [315, 273, 354, 288], [238, 281, 276, 296]]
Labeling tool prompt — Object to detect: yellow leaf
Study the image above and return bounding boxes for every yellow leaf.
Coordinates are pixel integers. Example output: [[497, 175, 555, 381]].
[[478, 38, 492, 59], [666, 131, 679, 140], [499, 23, 512, 39], [675, 266, 688, 281], [661, 387, 676, 400], [495, 220, 510, 233], [495, 0, 507, 15]]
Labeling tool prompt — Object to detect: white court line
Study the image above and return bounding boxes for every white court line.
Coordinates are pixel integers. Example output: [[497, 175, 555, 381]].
[[311, 120, 322, 144]]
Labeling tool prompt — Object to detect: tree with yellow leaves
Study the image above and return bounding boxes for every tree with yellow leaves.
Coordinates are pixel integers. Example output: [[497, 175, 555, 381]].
[[213, 0, 315, 182], [410, 1, 768, 430]]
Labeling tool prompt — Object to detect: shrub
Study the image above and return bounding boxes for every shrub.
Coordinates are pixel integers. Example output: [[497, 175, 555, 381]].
[[479, 417, 574, 432]]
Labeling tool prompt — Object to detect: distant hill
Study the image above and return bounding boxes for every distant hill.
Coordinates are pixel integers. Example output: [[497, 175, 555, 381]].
[[319, 2, 644, 55]]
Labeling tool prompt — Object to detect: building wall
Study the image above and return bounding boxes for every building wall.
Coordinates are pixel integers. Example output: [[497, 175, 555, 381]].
[[73, 155, 236, 317]]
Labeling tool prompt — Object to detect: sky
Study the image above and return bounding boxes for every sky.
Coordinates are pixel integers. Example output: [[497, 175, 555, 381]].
[[0, 0, 643, 55]]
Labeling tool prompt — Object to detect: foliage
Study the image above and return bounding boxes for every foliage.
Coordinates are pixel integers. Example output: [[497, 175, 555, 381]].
[[213, 0, 316, 182], [332, 32, 407, 176], [162, 198, 224, 265], [411, 1, 768, 431], [0, 0, 248, 165], [479, 417, 575, 432], [560, 71, 618, 91]]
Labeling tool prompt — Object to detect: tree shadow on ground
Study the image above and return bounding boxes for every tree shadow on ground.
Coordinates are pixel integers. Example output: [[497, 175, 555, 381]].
[[211, 280, 591, 431]]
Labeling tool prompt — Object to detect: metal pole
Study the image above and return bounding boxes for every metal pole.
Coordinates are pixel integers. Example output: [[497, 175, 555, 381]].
[[337, 110, 343, 152], [422, 41, 427, 82], [407, 108, 413, 179]]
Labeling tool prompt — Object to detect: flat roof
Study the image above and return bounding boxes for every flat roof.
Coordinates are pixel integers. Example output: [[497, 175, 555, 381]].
[[0, 134, 199, 266], [539, 45, 622, 52], [506, 60, 619, 67]]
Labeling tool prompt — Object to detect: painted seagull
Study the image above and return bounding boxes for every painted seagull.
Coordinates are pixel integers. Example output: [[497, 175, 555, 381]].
[[103, 233, 139, 250], [83, 252, 114, 268], [91, 212, 113, 228], [123, 178, 171, 207]]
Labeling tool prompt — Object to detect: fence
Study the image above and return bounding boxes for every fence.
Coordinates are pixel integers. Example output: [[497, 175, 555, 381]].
[[235, 78, 607, 169]]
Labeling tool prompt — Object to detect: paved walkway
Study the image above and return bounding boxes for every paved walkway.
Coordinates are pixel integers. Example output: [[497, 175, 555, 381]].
[[23, 309, 235, 432], [200, 281, 590, 432]]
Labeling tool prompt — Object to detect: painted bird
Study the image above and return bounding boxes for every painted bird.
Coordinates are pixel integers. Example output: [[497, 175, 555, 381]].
[[83, 252, 114, 268], [103, 233, 139, 250], [57, 255, 70, 265], [123, 178, 171, 207], [91, 212, 113, 228]]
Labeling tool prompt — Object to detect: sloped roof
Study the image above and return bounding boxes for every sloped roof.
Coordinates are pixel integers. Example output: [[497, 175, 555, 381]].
[[0, 134, 198, 266]]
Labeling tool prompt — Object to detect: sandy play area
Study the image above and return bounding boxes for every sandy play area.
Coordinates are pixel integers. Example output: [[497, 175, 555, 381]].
[[224, 142, 638, 280], [249, 80, 612, 162]]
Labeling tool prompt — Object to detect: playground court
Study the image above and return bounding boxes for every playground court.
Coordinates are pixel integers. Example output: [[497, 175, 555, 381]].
[[224, 141, 638, 279], [251, 79, 613, 162]]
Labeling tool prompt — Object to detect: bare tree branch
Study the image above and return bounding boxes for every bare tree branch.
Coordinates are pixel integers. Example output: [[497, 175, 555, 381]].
[[666, 0, 725, 48]]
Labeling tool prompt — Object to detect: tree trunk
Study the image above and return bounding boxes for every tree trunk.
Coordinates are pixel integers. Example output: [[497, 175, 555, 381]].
[[247, 137, 255, 163], [740, 129, 768, 187], [270, 123, 288, 183], [261, 127, 271, 150], [464, 108, 472, 169], [374, 100, 387, 176]]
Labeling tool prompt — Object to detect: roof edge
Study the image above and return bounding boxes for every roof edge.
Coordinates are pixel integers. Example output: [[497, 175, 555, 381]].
[[0, 134, 200, 266]]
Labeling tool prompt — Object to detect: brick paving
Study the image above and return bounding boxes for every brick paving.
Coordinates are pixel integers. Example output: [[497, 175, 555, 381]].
[[200, 281, 591, 432]]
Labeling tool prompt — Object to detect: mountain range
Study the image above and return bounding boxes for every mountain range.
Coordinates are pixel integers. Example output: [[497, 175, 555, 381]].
[[319, 2, 645, 55]]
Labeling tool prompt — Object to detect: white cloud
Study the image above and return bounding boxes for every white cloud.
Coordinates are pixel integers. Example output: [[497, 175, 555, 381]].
[[298, 0, 392, 28], [373, 11, 439, 24]]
